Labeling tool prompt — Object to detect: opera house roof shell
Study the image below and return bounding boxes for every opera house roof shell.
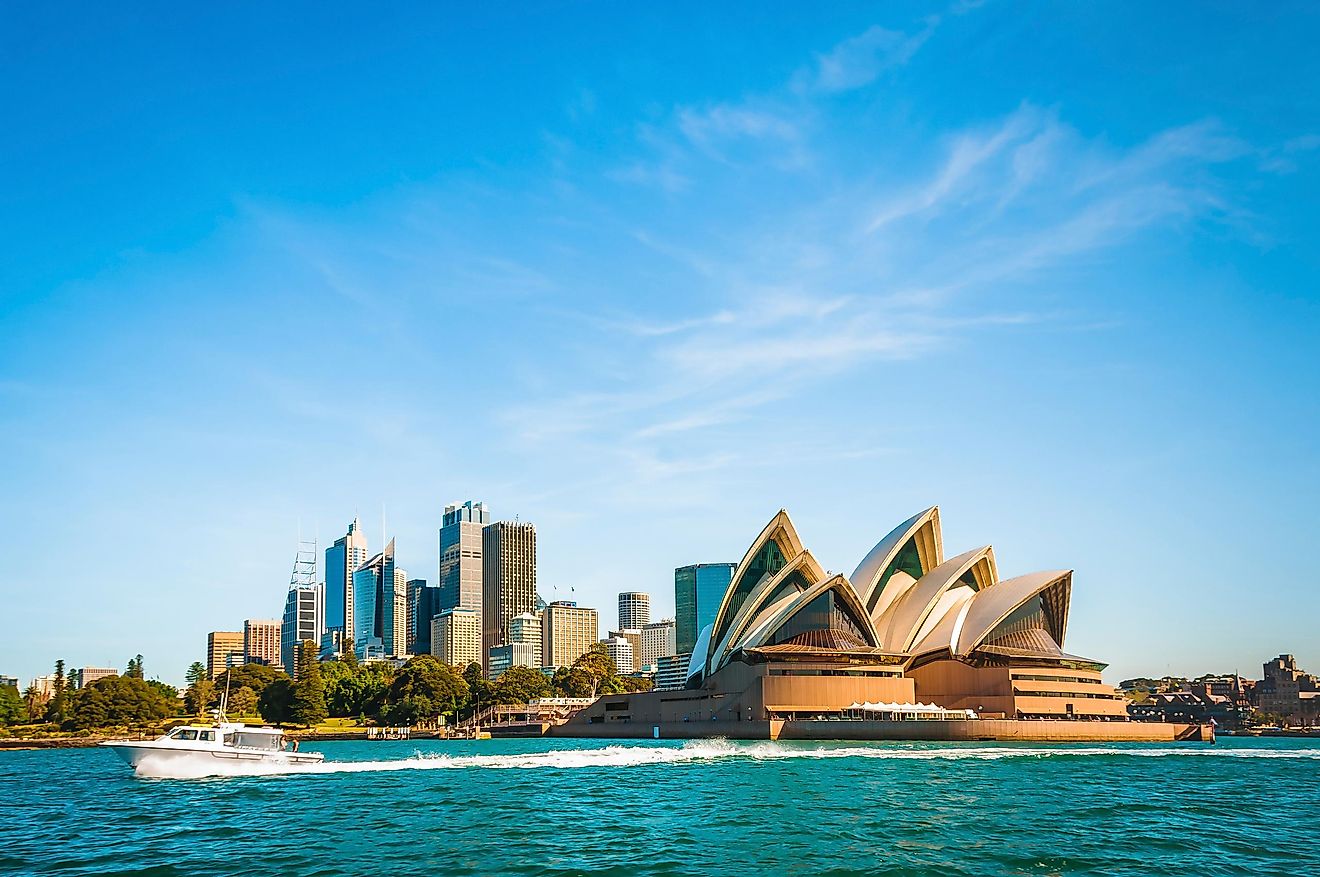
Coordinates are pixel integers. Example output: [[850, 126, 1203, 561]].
[[692, 506, 1093, 683]]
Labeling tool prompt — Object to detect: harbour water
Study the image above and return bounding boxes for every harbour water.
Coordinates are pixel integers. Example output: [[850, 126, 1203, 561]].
[[2, 736, 1318, 875]]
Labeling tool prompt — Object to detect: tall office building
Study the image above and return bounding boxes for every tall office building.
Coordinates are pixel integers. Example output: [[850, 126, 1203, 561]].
[[431, 607, 481, 668], [641, 619, 677, 669], [281, 585, 325, 678], [324, 518, 368, 652], [542, 601, 598, 669], [207, 631, 244, 679], [618, 592, 651, 630], [244, 619, 282, 669], [509, 611, 544, 668], [407, 578, 440, 656], [601, 636, 635, 674], [438, 501, 490, 618], [353, 538, 406, 659], [674, 563, 736, 655], [481, 520, 536, 672]]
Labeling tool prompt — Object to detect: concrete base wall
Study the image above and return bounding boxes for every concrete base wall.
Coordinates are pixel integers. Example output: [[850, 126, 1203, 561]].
[[549, 719, 1211, 742]]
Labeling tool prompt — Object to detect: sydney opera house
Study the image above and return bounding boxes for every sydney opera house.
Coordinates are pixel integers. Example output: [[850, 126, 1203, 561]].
[[562, 507, 1209, 741]]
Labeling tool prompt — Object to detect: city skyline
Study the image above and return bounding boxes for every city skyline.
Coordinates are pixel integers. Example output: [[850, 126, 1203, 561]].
[[3, 4, 1319, 687]]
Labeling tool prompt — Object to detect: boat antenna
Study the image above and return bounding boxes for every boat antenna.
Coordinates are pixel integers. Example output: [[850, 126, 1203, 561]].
[[219, 669, 232, 724]]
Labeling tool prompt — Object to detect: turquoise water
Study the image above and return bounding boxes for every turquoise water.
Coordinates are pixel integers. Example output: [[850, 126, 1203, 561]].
[[2, 737, 1318, 875]]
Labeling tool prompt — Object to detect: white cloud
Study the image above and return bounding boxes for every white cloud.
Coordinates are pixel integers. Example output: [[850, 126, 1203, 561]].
[[799, 22, 936, 94]]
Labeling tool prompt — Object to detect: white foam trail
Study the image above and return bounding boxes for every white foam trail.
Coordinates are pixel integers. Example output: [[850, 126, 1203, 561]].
[[133, 738, 1320, 780]]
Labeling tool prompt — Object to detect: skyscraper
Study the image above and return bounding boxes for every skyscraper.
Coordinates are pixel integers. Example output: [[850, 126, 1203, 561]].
[[618, 592, 651, 630], [244, 619, 282, 669], [324, 517, 367, 652], [407, 578, 439, 656], [542, 601, 598, 669], [674, 563, 735, 655], [353, 538, 405, 659], [438, 501, 490, 619], [207, 631, 244, 679], [481, 520, 536, 672], [281, 585, 325, 678]]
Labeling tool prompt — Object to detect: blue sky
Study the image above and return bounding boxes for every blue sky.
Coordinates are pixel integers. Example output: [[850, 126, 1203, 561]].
[[3, 3, 1318, 687]]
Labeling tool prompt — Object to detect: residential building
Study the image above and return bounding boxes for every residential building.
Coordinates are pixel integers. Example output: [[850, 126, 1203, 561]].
[[1257, 654, 1320, 722], [489, 642, 537, 679], [641, 619, 677, 669], [70, 667, 117, 689], [674, 562, 735, 655], [654, 653, 691, 691], [353, 539, 407, 659], [0, 675, 18, 690], [207, 631, 244, 679], [601, 635, 634, 674], [542, 601, 598, 669], [431, 607, 481, 669], [481, 520, 537, 672], [244, 619, 282, 669], [510, 611, 543, 668], [618, 591, 651, 630], [31, 674, 58, 699], [407, 578, 439, 657], [281, 584, 325, 678], [324, 517, 368, 653], [438, 501, 490, 618]]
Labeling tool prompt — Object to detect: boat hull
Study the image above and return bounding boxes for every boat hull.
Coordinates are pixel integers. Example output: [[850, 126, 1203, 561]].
[[100, 741, 325, 772]]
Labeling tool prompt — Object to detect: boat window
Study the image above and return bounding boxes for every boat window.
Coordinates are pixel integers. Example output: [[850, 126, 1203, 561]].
[[233, 732, 280, 751], [171, 729, 199, 740], [198, 731, 214, 742]]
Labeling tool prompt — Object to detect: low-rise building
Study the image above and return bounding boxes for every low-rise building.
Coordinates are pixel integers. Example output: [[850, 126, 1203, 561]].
[[0, 675, 18, 690], [1256, 654, 1320, 724], [70, 667, 117, 689]]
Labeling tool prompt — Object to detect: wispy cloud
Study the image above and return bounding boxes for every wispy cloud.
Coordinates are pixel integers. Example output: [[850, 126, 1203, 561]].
[[795, 21, 937, 94]]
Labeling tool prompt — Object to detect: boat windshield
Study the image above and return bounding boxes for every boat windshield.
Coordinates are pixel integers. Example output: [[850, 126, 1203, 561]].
[[169, 728, 199, 740], [231, 731, 282, 751]]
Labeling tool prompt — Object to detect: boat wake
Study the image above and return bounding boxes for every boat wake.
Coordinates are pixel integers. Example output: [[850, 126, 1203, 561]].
[[131, 738, 1320, 780]]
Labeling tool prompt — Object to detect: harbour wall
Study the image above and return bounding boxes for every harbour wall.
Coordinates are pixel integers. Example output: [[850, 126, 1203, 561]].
[[546, 719, 1212, 742]]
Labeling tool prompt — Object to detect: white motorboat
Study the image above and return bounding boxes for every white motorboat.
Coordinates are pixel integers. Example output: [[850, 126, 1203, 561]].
[[101, 722, 325, 771]]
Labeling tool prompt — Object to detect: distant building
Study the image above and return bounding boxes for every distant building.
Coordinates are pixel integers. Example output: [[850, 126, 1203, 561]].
[[489, 643, 538, 680], [431, 607, 481, 669], [542, 601, 598, 669], [439, 501, 491, 620], [609, 629, 642, 669], [31, 674, 58, 699], [674, 562, 735, 655], [281, 584, 325, 678], [601, 636, 634, 674], [69, 667, 117, 689], [1257, 654, 1320, 723], [0, 675, 18, 690], [319, 629, 345, 661], [640, 619, 677, 669], [654, 654, 691, 692], [618, 592, 651, 630], [510, 611, 543, 668], [482, 520, 537, 672], [406, 578, 439, 656], [244, 619, 282, 670], [206, 631, 244, 680], [354, 539, 407, 659], [324, 518, 368, 652]]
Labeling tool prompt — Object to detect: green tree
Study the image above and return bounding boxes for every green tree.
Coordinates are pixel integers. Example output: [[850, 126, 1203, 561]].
[[491, 665, 552, 705], [552, 645, 617, 698], [23, 684, 45, 719], [185, 662, 207, 687], [146, 680, 178, 703], [125, 654, 145, 680], [65, 675, 175, 731], [215, 663, 285, 701], [289, 641, 328, 726], [185, 678, 216, 716], [320, 658, 392, 718], [0, 684, 26, 725], [45, 660, 70, 725], [258, 678, 294, 724], [228, 685, 257, 716], [382, 656, 469, 726]]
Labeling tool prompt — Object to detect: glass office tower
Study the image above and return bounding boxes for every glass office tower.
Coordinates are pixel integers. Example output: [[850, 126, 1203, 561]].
[[674, 562, 735, 655]]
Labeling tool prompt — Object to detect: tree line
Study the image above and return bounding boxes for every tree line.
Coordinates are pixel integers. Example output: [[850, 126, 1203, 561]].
[[1, 656, 179, 731]]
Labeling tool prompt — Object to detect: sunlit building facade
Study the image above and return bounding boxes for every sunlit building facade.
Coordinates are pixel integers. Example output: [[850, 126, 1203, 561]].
[[674, 562, 735, 655]]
